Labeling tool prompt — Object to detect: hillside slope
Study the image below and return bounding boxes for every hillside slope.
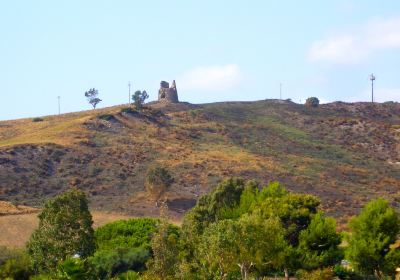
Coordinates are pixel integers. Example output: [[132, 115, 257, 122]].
[[0, 100, 399, 223]]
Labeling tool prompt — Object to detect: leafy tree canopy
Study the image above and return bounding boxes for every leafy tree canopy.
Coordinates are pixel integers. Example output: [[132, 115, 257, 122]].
[[85, 88, 102, 109], [305, 97, 320, 108], [27, 188, 95, 272], [95, 218, 159, 251], [132, 90, 149, 111], [298, 212, 343, 270], [346, 198, 400, 278], [144, 166, 173, 202], [181, 178, 334, 279]]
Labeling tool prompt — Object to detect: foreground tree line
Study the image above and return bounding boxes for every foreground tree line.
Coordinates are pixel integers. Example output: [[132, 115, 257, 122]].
[[1, 178, 400, 280]]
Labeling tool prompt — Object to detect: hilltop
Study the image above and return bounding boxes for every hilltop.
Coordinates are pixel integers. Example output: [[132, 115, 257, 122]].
[[0, 100, 399, 224]]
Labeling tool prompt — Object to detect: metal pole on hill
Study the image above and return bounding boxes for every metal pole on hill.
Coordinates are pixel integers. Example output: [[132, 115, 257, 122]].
[[128, 81, 131, 105], [369, 74, 376, 103], [57, 96, 60, 115], [280, 83, 282, 100]]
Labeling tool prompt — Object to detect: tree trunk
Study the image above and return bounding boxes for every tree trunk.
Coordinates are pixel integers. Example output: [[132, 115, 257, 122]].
[[375, 269, 385, 280], [239, 263, 249, 280], [284, 268, 289, 280]]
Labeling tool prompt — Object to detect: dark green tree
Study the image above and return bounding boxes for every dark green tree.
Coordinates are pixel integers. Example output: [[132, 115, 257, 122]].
[[0, 250, 33, 280], [305, 97, 319, 108], [256, 190, 321, 279], [182, 179, 332, 279], [85, 88, 102, 109], [132, 90, 149, 111], [182, 177, 247, 237], [144, 166, 173, 202], [346, 198, 400, 279], [298, 212, 343, 270], [27, 189, 95, 272], [198, 215, 287, 280]]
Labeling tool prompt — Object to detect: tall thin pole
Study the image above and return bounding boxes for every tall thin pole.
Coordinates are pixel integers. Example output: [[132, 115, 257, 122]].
[[128, 81, 131, 105], [370, 74, 376, 103], [57, 96, 60, 115], [280, 83, 282, 100], [372, 79, 374, 103]]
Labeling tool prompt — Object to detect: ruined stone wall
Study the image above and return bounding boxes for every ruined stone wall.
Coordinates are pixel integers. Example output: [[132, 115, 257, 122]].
[[158, 80, 179, 103]]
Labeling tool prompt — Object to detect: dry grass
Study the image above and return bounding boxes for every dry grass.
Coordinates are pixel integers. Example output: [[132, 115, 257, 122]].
[[0, 100, 399, 224], [0, 211, 136, 248], [0, 105, 129, 148], [0, 201, 39, 215], [0, 115, 91, 147]]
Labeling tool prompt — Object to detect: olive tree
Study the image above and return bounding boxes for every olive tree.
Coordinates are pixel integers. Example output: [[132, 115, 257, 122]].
[[85, 88, 102, 109], [132, 90, 149, 111]]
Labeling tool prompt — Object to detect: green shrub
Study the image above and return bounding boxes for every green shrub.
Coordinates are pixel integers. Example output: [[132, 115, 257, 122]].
[[144, 166, 173, 202], [88, 247, 150, 279], [149, 109, 163, 117], [0, 246, 19, 266], [32, 117, 44, 122], [296, 267, 334, 280], [114, 270, 140, 280], [95, 218, 158, 251], [334, 264, 363, 280], [0, 250, 33, 280], [54, 258, 88, 280], [305, 97, 320, 108], [91, 218, 160, 278], [98, 114, 115, 121], [120, 107, 136, 114]]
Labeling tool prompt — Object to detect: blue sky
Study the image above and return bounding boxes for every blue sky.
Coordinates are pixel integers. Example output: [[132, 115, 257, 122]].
[[1, 0, 400, 120]]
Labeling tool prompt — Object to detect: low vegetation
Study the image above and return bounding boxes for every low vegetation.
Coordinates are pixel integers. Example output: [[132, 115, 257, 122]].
[[32, 117, 44, 122], [144, 166, 174, 202]]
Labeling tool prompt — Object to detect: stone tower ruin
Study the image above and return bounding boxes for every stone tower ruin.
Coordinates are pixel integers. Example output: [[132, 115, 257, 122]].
[[158, 80, 179, 103]]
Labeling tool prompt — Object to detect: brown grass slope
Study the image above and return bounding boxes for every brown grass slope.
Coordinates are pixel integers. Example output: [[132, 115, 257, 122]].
[[0, 100, 399, 223]]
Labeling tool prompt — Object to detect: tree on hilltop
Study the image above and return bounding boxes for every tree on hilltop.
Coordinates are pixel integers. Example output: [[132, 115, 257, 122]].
[[132, 90, 149, 111], [305, 97, 319, 108], [85, 88, 102, 109]]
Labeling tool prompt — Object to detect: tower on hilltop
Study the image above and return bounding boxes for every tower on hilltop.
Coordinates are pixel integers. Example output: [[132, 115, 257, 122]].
[[158, 80, 179, 103]]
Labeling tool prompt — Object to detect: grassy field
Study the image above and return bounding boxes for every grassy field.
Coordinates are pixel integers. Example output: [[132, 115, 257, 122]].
[[0, 211, 138, 248], [0, 100, 399, 224]]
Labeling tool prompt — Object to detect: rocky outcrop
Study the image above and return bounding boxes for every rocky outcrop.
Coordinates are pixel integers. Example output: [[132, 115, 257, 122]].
[[158, 80, 179, 103]]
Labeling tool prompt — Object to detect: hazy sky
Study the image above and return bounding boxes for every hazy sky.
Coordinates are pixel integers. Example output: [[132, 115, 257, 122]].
[[1, 0, 400, 120]]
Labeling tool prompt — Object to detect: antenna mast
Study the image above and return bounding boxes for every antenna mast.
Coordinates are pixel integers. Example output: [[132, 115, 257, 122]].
[[369, 74, 376, 103], [57, 96, 61, 115], [128, 81, 131, 105]]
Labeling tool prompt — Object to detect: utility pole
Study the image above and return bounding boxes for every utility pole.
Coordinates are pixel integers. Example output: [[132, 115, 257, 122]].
[[369, 74, 376, 103], [280, 83, 282, 100], [57, 96, 61, 115], [128, 81, 131, 105]]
